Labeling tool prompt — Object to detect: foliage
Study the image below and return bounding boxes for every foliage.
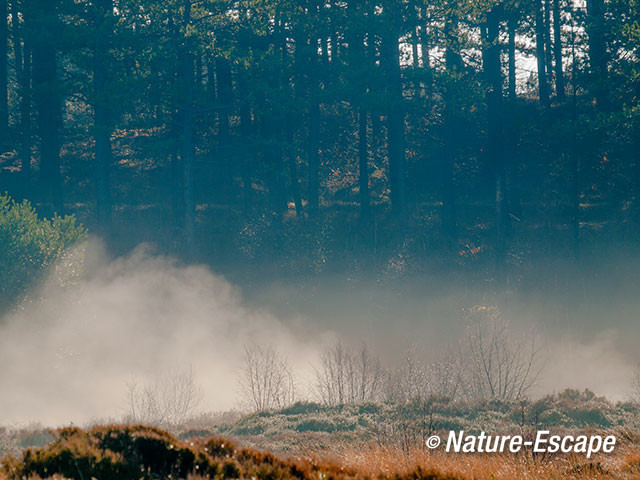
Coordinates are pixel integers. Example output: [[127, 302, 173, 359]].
[[0, 194, 87, 309], [0, 425, 378, 480], [204, 390, 640, 451], [3, 424, 640, 480], [1, 0, 639, 282]]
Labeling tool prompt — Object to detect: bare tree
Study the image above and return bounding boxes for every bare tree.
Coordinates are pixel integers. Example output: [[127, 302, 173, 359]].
[[384, 345, 429, 403], [238, 344, 296, 412], [125, 366, 203, 428], [632, 367, 640, 403], [427, 350, 465, 399], [385, 346, 465, 403], [315, 342, 383, 405], [461, 306, 543, 401]]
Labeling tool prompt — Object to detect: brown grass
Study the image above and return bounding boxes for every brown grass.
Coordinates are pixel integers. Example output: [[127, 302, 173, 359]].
[[322, 443, 640, 480], [3, 426, 640, 480]]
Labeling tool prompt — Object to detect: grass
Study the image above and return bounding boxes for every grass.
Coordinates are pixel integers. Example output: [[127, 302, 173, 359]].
[[326, 442, 640, 479], [3, 391, 640, 479], [2, 425, 640, 480]]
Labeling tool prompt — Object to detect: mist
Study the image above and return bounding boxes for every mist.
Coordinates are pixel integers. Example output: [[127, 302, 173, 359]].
[[0, 241, 327, 426], [1, 241, 638, 427]]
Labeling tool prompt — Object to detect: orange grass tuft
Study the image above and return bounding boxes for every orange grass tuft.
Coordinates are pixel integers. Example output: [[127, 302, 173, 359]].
[[322, 442, 640, 480], [3, 426, 640, 479]]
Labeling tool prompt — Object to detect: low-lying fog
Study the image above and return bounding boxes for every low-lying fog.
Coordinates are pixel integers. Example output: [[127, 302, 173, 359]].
[[1, 240, 638, 426]]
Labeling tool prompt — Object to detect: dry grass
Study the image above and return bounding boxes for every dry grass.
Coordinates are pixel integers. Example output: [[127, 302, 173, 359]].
[[322, 442, 640, 480], [3, 426, 640, 480]]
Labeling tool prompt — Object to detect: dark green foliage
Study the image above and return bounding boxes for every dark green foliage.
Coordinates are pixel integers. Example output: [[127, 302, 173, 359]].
[[295, 419, 336, 433], [0, 194, 86, 309], [215, 389, 635, 448], [281, 402, 322, 415], [0, 0, 638, 283]]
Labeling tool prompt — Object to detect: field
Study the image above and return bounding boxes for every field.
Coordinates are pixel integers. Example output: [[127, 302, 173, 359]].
[[3, 390, 640, 479], [2, 424, 640, 480]]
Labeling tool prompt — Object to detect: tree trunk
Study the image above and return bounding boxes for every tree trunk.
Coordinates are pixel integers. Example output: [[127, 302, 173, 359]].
[[569, 14, 580, 258], [544, 0, 554, 93], [283, 39, 302, 218], [358, 108, 370, 222], [347, 0, 370, 223], [485, 7, 507, 280], [238, 67, 253, 214], [215, 57, 232, 139], [32, 0, 62, 214], [302, 2, 321, 217], [535, 0, 550, 108], [553, 0, 565, 101], [586, 0, 607, 109], [215, 56, 233, 200], [508, 18, 517, 100], [308, 100, 320, 215], [0, 0, 8, 149], [419, 9, 433, 100], [94, 0, 113, 230], [411, 27, 420, 95], [180, 0, 195, 249], [12, 0, 31, 197], [441, 18, 463, 242], [267, 121, 288, 216], [286, 127, 303, 217], [506, 17, 521, 222], [380, 16, 406, 220]]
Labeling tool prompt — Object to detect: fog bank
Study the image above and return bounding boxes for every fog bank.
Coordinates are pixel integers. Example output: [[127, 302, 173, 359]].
[[1, 241, 638, 426]]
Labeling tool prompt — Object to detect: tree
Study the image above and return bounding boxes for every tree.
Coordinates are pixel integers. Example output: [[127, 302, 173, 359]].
[[586, 0, 607, 109], [346, 0, 371, 224], [1, 0, 638, 294], [126, 367, 203, 427], [483, 5, 508, 279], [0, 194, 86, 311], [93, 0, 114, 230], [0, 0, 7, 148], [238, 344, 296, 412], [31, 0, 63, 214], [180, 0, 196, 249], [632, 367, 640, 403], [552, 0, 565, 101], [461, 306, 543, 401], [11, 0, 32, 195], [314, 341, 383, 405], [439, 4, 465, 244], [380, 1, 406, 220], [384, 345, 429, 403], [535, 0, 550, 108]]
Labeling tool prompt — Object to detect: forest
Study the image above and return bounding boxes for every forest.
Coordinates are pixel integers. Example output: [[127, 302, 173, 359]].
[[3, 2, 640, 478], [0, 0, 638, 283]]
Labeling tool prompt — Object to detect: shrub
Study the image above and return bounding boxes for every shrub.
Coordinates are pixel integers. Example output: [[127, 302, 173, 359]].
[[295, 419, 335, 433], [1, 426, 376, 480], [0, 194, 86, 309], [2, 425, 214, 480], [281, 402, 322, 416]]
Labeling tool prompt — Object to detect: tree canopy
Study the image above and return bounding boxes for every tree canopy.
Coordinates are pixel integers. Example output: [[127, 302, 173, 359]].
[[0, 0, 639, 281]]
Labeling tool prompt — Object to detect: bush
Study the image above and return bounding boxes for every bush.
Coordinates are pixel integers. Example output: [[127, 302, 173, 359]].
[[281, 402, 322, 416], [1, 425, 396, 480], [0, 194, 86, 309], [2, 425, 215, 480], [295, 419, 336, 433]]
